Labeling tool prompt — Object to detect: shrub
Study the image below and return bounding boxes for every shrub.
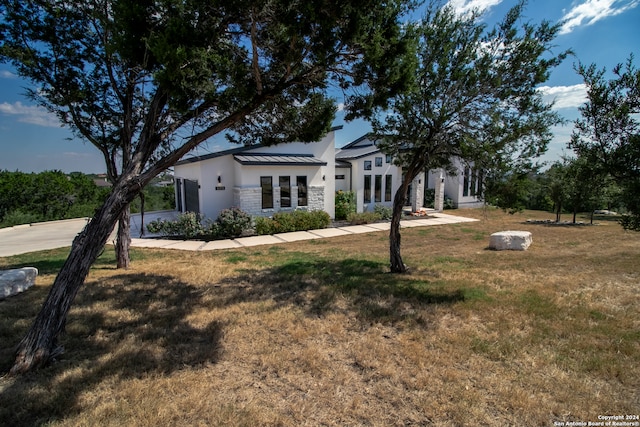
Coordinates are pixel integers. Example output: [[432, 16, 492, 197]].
[[347, 211, 381, 225], [147, 211, 206, 238], [335, 190, 356, 220], [620, 214, 640, 231], [0, 209, 41, 228], [255, 210, 330, 235], [254, 216, 276, 235], [373, 204, 392, 220], [216, 207, 252, 238]]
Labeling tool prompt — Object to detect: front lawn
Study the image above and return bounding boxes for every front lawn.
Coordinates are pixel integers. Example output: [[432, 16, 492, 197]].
[[1, 208, 638, 426]]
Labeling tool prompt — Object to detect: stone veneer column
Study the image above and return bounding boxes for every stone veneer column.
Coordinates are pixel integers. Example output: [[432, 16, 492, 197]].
[[411, 172, 425, 212], [434, 170, 445, 212]]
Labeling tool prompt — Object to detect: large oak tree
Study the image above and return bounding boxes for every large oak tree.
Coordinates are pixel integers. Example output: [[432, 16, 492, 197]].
[[370, 1, 568, 272], [0, 0, 413, 374], [569, 55, 640, 230]]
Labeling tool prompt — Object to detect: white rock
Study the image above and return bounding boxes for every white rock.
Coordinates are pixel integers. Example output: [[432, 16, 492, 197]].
[[0, 267, 38, 299], [489, 231, 532, 251]]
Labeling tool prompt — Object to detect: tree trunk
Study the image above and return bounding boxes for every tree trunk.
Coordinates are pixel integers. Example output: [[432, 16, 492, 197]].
[[116, 205, 131, 269], [389, 171, 416, 273], [572, 209, 577, 224], [10, 183, 135, 375], [555, 203, 562, 222]]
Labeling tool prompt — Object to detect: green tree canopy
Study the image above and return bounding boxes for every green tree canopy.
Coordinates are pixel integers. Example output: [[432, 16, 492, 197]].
[[370, 1, 569, 272], [0, 0, 414, 374], [569, 55, 640, 230]]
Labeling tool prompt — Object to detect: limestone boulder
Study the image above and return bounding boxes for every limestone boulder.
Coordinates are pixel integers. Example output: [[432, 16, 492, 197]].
[[489, 231, 532, 251], [0, 267, 38, 299]]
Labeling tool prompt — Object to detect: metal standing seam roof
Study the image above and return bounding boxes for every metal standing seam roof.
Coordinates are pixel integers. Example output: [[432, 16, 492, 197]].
[[335, 145, 381, 160], [233, 153, 327, 166]]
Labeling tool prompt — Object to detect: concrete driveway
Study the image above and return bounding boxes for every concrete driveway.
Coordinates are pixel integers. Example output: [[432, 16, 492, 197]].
[[0, 211, 177, 257]]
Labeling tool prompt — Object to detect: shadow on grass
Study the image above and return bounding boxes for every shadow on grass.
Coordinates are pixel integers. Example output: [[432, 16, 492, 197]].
[[1, 257, 466, 425], [0, 273, 222, 426], [218, 258, 466, 323]]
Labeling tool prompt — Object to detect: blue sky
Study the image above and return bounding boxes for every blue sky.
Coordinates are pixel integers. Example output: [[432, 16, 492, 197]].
[[0, 0, 638, 173]]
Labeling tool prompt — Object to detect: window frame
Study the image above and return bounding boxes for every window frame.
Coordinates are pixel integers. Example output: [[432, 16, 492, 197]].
[[261, 176, 273, 209], [279, 175, 291, 208], [364, 175, 372, 203], [296, 175, 307, 207]]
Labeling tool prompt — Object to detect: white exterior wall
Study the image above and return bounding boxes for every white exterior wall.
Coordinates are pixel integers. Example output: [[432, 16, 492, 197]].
[[174, 155, 236, 219], [352, 153, 402, 212], [427, 159, 483, 208], [334, 166, 351, 192], [174, 129, 337, 219]]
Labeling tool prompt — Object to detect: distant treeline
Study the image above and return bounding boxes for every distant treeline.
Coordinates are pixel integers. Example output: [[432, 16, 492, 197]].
[[0, 170, 174, 228]]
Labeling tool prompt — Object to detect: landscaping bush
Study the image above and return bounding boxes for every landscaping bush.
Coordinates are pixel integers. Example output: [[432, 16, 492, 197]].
[[0, 209, 41, 228], [255, 210, 330, 235], [254, 216, 276, 235], [347, 211, 381, 225], [373, 204, 392, 220], [335, 190, 356, 220], [147, 211, 207, 238], [216, 207, 252, 238]]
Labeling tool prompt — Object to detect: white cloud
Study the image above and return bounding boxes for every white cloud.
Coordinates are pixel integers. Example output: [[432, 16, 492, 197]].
[[336, 102, 345, 112], [538, 84, 588, 110], [447, 0, 504, 15], [559, 0, 640, 34], [0, 101, 61, 127], [0, 70, 17, 79]]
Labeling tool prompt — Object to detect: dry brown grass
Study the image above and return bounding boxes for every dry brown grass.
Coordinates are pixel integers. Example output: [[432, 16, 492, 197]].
[[1, 208, 639, 426]]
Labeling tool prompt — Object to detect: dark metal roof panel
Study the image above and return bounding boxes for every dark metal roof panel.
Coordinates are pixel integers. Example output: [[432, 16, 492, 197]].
[[233, 153, 327, 166]]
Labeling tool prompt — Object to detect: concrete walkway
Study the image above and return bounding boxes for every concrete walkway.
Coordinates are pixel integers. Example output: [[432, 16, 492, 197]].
[[0, 211, 478, 257], [129, 212, 478, 252]]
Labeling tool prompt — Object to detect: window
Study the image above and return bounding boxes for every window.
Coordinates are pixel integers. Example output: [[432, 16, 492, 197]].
[[297, 176, 307, 206], [364, 160, 372, 170], [386, 154, 392, 164], [385, 175, 392, 202], [470, 170, 477, 197], [175, 178, 183, 212], [261, 176, 273, 209], [375, 157, 382, 167], [364, 175, 371, 203], [374, 175, 382, 202], [280, 176, 291, 208], [463, 167, 470, 197]]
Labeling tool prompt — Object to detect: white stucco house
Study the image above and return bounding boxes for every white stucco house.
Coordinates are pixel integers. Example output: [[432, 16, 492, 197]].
[[172, 129, 482, 220], [336, 134, 484, 212], [173, 127, 338, 219]]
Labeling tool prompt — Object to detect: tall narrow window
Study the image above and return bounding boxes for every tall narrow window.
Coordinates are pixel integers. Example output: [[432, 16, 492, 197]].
[[261, 176, 273, 209], [279, 176, 291, 207], [364, 175, 371, 203], [385, 174, 392, 202], [175, 178, 183, 212], [374, 175, 382, 202], [297, 176, 307, 206], [463, 167, 470, 197], [470, 170, 477, 196]]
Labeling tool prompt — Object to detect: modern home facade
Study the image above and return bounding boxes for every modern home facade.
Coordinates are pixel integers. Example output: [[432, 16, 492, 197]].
[[173, 128, 337, 219], [172, 130, 481, 220]]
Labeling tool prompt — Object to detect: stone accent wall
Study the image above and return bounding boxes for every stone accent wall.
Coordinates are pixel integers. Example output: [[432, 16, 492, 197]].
[[308, 186, 325, 212], [234, 185, 326, 217]]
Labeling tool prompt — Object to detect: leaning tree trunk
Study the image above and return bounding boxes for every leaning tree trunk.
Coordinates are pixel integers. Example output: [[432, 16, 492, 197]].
[[115, 205, 131, 269], [389, 175, 414, 273], [10, 181, 136, 375]]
